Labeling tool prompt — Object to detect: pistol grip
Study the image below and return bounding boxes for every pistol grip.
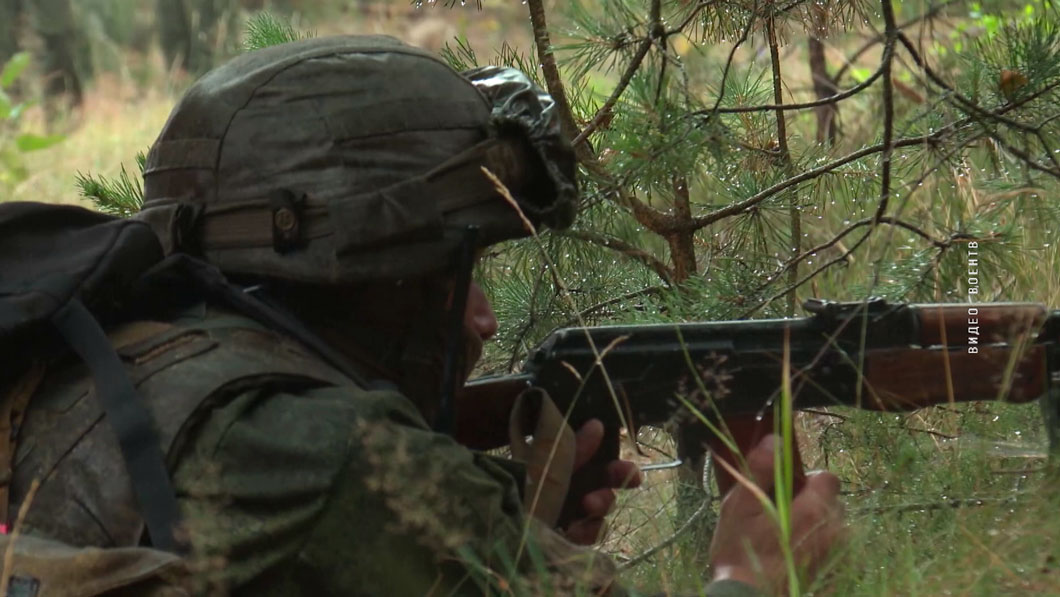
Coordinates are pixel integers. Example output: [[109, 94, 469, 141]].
[[556, 423, 620, 532]]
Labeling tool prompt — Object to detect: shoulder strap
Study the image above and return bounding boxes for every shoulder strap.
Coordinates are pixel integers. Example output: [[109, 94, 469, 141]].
[[0, 363, 44, 533], [50, 300, 187, 555], [137, 254, 369, 388]]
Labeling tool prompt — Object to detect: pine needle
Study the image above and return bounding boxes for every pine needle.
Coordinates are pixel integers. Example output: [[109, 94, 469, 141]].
[[243, 12, 314, 51], [75, 151, 145, 218]]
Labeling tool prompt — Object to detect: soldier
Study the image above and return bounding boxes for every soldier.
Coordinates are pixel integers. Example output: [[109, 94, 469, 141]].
[[10, 36, 843, 595]]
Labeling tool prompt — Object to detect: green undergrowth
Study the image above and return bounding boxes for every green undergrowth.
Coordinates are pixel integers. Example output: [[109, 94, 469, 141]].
[[609, 402, 1059, 595]]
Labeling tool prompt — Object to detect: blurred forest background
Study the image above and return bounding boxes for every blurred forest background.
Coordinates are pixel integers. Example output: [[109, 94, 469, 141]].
[[5, 0, 1060, 594]]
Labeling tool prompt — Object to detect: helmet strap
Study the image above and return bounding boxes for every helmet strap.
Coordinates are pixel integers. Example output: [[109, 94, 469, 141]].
[[433, 226, 481, 434]]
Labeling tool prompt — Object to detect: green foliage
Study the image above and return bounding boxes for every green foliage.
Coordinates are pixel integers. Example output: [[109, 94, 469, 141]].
[[243, 11, 315, 51], [469, 2, 1060, 591], [440, 36, 479, 72], [0, 53, 64, 197], [441, 37, 545, 88], [75, 152, 145, 217]]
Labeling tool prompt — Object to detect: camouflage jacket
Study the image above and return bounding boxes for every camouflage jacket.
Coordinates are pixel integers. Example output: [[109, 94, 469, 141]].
[[11, 303, 762, 596]]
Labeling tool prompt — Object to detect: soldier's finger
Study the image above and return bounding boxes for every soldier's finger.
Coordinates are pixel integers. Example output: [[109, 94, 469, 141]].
[[740, 434, 778, 495], [581, 488, 616, 519], [791, 471, 845, 560], [606, 459, 642, 489], [573, 419, 604, 470], [564, 517, 607, 546], [720, 434, 778, 516]]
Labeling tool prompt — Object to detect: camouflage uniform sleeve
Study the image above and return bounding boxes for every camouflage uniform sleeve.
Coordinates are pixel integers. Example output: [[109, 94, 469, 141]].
[[172, 382, 621, 596]]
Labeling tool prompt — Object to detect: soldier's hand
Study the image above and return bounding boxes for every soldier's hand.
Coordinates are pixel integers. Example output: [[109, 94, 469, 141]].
[[708, 434, 845, 595], [563, 419, 642, 545]]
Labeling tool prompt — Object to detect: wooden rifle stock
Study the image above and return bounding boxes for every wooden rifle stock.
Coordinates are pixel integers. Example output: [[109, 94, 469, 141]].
[[454, 299, 1060, 524]]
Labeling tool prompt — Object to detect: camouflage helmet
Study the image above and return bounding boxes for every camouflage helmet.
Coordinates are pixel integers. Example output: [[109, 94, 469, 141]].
[[136, 35, 576, 284]]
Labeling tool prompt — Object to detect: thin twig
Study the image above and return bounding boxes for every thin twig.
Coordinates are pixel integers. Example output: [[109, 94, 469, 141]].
[[699, 1, 760, 120], [740, 229, 874, 319], [562, 286, 665, 327], [0, 478, 40, 597], [742, 132, 984, 316], [833, 0, 959, 83], [904, 426, 958, 440], [801, 408, 848, 420], [573, 0, 662, 147], [690, 133, 943, 229], [699, 64, 885, 115], [764, 9, 799, 316], [617, 495, 715, 572], [560, 229, 674, 284], [852, 495, 1019, 516]]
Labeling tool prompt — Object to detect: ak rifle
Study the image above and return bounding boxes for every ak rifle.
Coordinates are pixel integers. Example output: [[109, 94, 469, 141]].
[[454, 299, 1060, 526]]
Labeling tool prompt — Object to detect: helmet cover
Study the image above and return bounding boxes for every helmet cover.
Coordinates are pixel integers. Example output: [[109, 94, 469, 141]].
[[137, 35, 577, 284]]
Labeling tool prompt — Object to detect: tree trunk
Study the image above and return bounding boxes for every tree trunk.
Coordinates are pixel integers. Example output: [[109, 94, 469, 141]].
[[27, 0, 85, 109], [157, 0, 236, 75], [666, 177, 698, 282], [0, 0, 18, 67], [157, 0, 191, 71], [808, 37, 838, 145], [666, 176, 712, 531]]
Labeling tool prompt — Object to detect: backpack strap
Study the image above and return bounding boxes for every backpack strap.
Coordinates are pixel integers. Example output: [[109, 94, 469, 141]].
[[0, 363, 44, 533], [138, 254, 370, 388], [50, 299, 187, 555]]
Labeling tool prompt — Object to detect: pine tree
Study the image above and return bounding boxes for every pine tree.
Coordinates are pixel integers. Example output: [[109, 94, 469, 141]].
[[450, 0, 1060, 528]]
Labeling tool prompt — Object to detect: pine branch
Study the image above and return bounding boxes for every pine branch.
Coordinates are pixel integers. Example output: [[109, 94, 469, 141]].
[[243, 12, 314, 51], [689, 131, 948, 230], [573, 0, 662, 147], [873, 0, 898, 225], [896, 30, 1060, 178], [833, 0, 960, 83], [743, 130, 986, 315], [701, 3, 759, 118], [699, 61, 884, 115], [560, 286, 664, 327], [76, 155, 145, 217], [897, 32, 1049, 136], [742, 229, 874, 318], [560, 229, 674, 284], [665, 0, 723, 36], [526, 0, 581, 151]]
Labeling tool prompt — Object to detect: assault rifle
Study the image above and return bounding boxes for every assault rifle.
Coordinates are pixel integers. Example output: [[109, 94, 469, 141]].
[[454, 299, 1060, 526]]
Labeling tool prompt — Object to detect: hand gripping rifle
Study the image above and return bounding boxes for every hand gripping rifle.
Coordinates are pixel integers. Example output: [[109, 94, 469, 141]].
[[454, 299, 1060, 527]]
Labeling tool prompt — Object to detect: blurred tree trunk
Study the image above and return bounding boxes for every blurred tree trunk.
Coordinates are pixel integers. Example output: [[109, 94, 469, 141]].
[[0, 0, 85, 109], [31, 0, 84, 107], [0, 0, 18, 66], [157, 0, 192, 71], [157, 0, 238, 75]]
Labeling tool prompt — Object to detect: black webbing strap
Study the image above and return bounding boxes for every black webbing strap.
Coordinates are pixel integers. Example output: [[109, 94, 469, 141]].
[[50, 299, 187, 554], [156, 255, 369, 388], [434, 226, 481, 434]]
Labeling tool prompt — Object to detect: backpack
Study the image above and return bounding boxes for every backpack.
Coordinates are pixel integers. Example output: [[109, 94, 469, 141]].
[[0, 202, 371, 596], [0, 201, 192, 596]]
